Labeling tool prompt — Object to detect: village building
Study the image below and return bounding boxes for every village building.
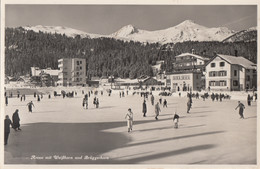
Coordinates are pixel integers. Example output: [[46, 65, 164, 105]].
[[31, 67, 59, 87], [205, 54, 257, 91], [57, 58, 86, 86], [173, 52, 210, 72], [166, 71, 203, 92], [166, 51, 209, 92]]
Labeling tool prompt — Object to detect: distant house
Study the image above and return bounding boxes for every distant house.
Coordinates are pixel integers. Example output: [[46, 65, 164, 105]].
[[205, 54, 257, 91], [166, 71, 202, 92], [173, 52, 210, 72], [31, 67, 59, 86]]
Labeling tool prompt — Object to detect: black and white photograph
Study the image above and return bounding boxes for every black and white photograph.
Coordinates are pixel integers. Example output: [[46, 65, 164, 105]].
[[1, 0, 259, 167]]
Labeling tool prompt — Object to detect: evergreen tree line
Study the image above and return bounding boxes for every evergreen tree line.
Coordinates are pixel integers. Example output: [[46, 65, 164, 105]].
[[5, 27, 257, 79]]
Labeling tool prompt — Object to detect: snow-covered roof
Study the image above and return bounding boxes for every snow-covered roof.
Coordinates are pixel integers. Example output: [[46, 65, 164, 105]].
[[217, 54, 256, 69], [176, 53, 209, 61]]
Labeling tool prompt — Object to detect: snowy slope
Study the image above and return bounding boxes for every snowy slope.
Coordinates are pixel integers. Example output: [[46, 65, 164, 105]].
[[21, 20, 239, 44], [110, 20, 236, 44], [23, 25, 103, 39], [222, 26, 257, 43]]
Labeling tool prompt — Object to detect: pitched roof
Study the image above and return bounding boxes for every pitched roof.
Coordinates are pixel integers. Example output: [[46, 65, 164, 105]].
[[176, 53, 209, 61], [217, 54, 256, 69]]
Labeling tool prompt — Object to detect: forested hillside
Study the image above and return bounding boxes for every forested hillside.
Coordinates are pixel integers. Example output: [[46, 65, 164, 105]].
[[5, 27, 257, 78]]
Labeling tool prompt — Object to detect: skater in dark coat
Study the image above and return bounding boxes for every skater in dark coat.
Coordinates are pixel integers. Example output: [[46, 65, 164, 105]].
[[5, 96, 8, 106], [12, 109, 21, 131], [173, 112, 180, 129], [235, 101, 245, 119], [4, 115, 13, 145], [96, 98, 99, 108], [163, 99, 167, 108], [247, 94, 251, 106], [27, 101, 35, 113], [37, 95, 40, 102], [23, 94, 26, 101], [20, 96, 23, 101], [159, 97, 162, 104], [142, 100, 147, 117]]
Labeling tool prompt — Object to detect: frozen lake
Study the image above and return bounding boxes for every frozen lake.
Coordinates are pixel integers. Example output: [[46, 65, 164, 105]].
[[4, 90, 257, 164]]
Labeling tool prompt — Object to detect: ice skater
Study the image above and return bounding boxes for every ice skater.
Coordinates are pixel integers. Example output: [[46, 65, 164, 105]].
[[4, 115, 13, 145], [163, 99, 167, 108], [247, 94, 251, 106], [5, 96, 8, 106], [173, 112, 180, 129], [12, 109, 21, 131], [159, 97, 162, 104], [155, 102, 161, 120], [151, 95, 154, 106], [235, 101, 245, 119], [142, 100, 147, 117], [125, 108, 133, 132], [96, 98, 99, 108], [27, 101, 35, 113], [187, 99, 191, 113]]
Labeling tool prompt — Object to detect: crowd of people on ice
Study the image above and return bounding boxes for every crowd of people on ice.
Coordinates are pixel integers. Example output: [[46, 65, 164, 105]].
[[4, 88, 257, 144]]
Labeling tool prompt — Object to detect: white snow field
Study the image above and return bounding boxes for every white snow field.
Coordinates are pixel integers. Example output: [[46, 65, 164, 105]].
[[4, 90, 256, 164]]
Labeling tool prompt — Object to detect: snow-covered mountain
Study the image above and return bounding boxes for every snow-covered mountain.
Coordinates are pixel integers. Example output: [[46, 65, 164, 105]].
[[23, 25, 103, 39], [21, 20, 241, 44], [222, 26, 257, 43], [110, 20, 236, 44]]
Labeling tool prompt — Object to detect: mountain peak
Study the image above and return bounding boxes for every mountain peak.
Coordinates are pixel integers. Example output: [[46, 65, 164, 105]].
[[111, 24, 139, 37]]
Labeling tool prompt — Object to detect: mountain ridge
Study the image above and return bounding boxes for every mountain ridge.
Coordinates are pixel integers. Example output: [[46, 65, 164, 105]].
[[15, 20, 256, 44]]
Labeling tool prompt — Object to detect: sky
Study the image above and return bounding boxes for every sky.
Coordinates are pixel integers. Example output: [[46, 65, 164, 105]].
[[5, 5, 257, 35]]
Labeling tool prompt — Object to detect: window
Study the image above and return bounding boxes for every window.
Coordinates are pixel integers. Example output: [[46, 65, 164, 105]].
[[211, 63, 215, 67], [80, 61, 82, 64], [220, 62, 225, 67], [234, 70, 237, 76], [220, 81, 226, 86], [80, 66, 82, 70], [209, 81, 215, 86], [77, 61, 80, 65], [76, 72, 79, 75], [233, 80, 238, 86], [219, 71, 227, 76], [247, 76, 250, 81], [209, 71, 216, 77], [200, 62, 202, 65]]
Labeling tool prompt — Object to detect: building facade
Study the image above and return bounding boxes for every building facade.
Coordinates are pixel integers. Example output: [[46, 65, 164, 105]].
[[30, 67, 59, 87], [166, 72, 202, 92], [174, 52, 209, 72], [205, 54, 256, 91], [57, 58, 86, 86]]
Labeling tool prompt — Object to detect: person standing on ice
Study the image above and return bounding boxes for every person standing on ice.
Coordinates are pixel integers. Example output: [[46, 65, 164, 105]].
[[5, 96, 8, 106], [96, 98, 99, 108], [125, 108, 133, 132], [173, 112, 180, 129], [142, 100, 147, 117], [159, 97, 162, 104], [187, 99, 191, 113], [247, 94, 251, 106], [12, 109, 21, 131], [27, 101, 35, 113], [235, 101, 245, 119], [155, 102, 161, 120], [163, 99, 167, 108], [4, 115, 13, 145], [151, 95, 154, 106]]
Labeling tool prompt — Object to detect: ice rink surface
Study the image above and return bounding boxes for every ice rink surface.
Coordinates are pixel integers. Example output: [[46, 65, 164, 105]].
[[4, 91, 257, 164]]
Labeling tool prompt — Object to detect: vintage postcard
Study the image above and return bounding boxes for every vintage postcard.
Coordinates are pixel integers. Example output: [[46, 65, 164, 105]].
[[1, 0, 259, 168]]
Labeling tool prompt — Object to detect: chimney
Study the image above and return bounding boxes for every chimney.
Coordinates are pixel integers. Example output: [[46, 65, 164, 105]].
[[234, 50, 238, 57], [191, 49, 195, 54]]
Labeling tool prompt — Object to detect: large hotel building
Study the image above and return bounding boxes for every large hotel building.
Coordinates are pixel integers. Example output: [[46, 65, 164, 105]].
[[57, 58, 86, 86]]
